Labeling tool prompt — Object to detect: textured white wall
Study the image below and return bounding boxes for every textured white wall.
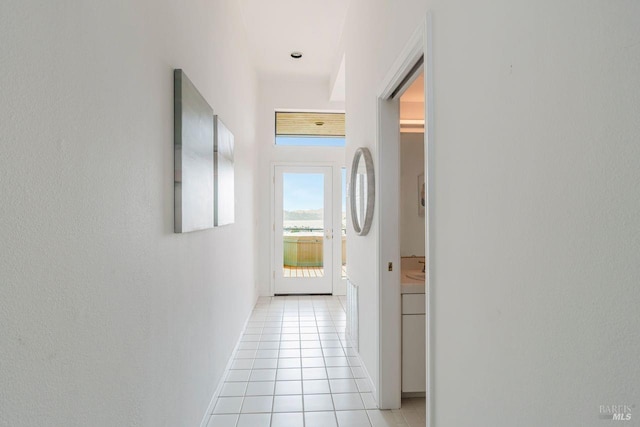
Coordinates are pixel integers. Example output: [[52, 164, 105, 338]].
[[255, 75, 345, 296], [400, 133, 426, 257], [344, 0, 640, 425], [0, 1, 258, 426]]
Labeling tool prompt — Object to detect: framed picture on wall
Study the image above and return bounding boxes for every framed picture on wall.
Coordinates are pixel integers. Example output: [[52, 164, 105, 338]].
[[418, 173, 425, 217]]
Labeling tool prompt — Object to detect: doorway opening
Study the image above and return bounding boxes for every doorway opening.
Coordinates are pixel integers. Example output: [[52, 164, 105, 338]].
[[274, 166, 333, 294], [399, 72, 426, 400], [272, 163, 346, 296]]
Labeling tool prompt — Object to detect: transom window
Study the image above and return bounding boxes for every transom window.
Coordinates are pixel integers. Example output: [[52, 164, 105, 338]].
[[275, 111, 345, 147]]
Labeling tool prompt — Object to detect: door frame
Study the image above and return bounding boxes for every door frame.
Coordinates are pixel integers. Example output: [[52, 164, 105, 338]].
[[375, 12, 434, 426], [270, 161, 346, 296]]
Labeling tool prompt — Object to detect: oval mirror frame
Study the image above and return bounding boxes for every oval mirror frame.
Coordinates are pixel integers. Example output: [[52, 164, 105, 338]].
[[349, 147, 375, 236]]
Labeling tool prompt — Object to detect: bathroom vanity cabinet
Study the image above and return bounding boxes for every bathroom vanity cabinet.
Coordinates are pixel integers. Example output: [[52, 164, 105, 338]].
[[402, 293, 426, 393]]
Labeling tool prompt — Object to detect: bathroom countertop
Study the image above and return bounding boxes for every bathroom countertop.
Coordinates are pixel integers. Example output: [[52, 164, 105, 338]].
[[401, 273, 425, 294], [400, 257, 426, 294]]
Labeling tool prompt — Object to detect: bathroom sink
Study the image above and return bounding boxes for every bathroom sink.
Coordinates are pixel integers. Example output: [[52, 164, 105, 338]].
[[405, 271, 425, 281]]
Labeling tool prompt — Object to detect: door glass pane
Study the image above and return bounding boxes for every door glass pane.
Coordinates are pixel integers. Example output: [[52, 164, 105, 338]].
[[282, 173, 324, 278]]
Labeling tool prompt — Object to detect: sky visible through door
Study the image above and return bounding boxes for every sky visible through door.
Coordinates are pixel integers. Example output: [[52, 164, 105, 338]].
[[283, 173, 324, 233]]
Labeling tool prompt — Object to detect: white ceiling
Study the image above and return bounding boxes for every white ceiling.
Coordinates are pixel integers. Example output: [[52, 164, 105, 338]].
[[238, 0, 350, 78], [400, 72, 425, 132], [400, 72, 424, 103]]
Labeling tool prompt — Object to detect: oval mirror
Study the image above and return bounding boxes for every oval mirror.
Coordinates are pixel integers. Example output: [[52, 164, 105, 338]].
[[350, 147, 375, 236]]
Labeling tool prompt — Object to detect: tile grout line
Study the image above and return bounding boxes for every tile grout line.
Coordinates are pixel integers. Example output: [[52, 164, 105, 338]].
[[298, 298, 306, 427], [320, 301, 341, 427]]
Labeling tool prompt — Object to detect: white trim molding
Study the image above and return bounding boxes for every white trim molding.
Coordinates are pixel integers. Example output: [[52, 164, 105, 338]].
[[199, 304, 256, 427], [375, 13, 434, 427]]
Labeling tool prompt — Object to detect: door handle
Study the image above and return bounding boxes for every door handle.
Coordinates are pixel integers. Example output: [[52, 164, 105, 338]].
[[325, 229, 333, 240]]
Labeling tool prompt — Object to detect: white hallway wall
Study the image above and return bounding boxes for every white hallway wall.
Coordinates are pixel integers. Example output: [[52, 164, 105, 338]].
[[255, 75, 345, 296], [344, 0, 640, 425], [400, 133, 426, 257], [0, 1, 258, 426]]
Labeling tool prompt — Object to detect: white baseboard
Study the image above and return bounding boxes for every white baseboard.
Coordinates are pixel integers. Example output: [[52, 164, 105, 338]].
[[355, 351, 377, 405], [199, 297, 257, 427]]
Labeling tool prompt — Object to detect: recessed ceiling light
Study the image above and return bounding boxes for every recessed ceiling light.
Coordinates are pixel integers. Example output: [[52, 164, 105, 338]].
[[290, 51, 303, 59]]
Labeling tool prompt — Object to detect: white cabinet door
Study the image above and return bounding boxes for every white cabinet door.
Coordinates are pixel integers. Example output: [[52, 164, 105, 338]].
[[402, 294, 426, 314], [402, 314, 426, 393]]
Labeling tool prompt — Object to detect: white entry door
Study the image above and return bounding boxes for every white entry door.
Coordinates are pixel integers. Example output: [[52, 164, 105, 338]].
[[274, 166, 333, 294]]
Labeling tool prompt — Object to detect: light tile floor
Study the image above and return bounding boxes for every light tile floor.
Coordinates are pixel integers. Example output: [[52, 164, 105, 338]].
[[206, 295, 425, 427]]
